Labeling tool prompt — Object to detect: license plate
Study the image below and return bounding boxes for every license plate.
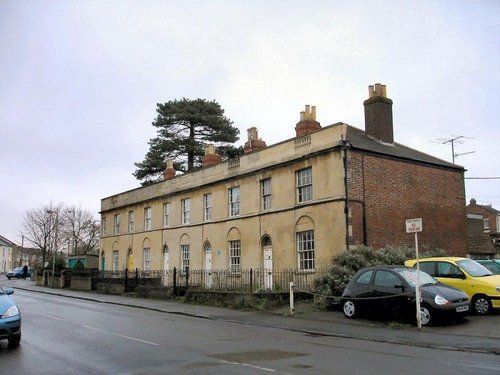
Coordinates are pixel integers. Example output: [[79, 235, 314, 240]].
[[456, 305, 469, 312]]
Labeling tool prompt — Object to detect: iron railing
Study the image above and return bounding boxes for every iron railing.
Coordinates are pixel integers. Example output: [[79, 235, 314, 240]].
[[93, 267, 330, 293]]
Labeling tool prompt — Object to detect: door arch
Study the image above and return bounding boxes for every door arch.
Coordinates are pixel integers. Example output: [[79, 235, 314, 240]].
[[203, 242, 212, 288], [127, 247, 133, 271], [162, 245, 170, 286], [262, 236, 273, 290]]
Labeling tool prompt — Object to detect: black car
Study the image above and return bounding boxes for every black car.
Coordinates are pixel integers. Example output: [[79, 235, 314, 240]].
[[341, 265, 470, 326]]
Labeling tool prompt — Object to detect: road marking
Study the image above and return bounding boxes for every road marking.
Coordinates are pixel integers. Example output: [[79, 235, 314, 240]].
[[220, 360, 275, 372], [36, 312, 63, 321], [82, 325, 160, 346]]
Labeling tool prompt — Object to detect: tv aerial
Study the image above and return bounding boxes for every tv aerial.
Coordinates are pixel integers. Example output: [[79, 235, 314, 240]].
[[433, 135, 475, 164]]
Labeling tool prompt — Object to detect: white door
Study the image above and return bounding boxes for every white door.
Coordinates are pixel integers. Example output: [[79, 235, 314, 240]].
[[205, 246, 212, 288], [163, 250, 170, 286], [263, 246, 273, 290]]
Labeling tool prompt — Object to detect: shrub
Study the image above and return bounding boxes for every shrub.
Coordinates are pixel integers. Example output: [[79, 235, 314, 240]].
[[314, 245, 446, 299]]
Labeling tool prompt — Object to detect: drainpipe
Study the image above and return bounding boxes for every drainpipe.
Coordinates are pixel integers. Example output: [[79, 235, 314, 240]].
[[342, 140, 350, 251]]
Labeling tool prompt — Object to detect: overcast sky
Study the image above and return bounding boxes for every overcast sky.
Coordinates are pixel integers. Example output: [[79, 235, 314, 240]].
[[1, 0, 499, 244]]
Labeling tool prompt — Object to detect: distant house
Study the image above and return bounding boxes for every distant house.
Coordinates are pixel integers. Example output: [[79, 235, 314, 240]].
[[12, 245, 43, 268], [100, 83, 467, 277], [0, 235, 15, 273], [466, 199, 500, 258]]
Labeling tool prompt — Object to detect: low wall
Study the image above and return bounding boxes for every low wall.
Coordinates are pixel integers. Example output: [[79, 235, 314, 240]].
[[135, 286, 175, 299], [96, 283, 124, 295], [69, 276, 93, 291]]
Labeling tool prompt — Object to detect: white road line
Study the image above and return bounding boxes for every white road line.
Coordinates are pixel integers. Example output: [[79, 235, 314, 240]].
[[220, 360, 275, 372], [36, 312, 63, 321], [82, 325, 160, 346]]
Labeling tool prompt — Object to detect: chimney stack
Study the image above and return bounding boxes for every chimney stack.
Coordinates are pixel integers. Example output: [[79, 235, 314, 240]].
[[243, 127, 267, 153], [295, 105, 321, 137], [202, 144, 223, 167], [364, 83, 393, 144], [163, 159, 176, 180]]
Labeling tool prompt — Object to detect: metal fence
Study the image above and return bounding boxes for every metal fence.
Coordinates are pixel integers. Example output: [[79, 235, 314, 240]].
[[93, 268, 330, 293]]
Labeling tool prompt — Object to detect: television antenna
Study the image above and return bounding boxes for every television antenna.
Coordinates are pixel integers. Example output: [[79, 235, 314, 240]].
[[432, 135, 475, 164]]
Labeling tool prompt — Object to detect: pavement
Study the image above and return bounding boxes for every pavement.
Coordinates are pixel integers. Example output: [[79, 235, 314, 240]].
[[3, 278, 499, 355]]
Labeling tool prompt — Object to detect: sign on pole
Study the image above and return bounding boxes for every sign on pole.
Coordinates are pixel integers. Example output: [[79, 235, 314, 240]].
[[406, 218, 423, 329], [405, 218, 422, 233]]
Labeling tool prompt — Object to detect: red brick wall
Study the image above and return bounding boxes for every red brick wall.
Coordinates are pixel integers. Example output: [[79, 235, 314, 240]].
[[347, 151, 467, 255]]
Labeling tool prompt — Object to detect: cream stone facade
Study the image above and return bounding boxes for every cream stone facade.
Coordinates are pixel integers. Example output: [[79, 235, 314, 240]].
[[100, 123, 348, 273], [100, 84, 467, 273]]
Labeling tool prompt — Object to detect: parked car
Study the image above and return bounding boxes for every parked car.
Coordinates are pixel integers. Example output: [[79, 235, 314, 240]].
[[341, 265, 470, 326], [405, 257, 500, 315], [475, 260, 500, 275], [6, 267, 33, 279], [0, 285, 21, 347]]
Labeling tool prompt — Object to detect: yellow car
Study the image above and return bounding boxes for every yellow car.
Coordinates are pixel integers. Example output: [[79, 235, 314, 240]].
[[405, 257, 500, 315]]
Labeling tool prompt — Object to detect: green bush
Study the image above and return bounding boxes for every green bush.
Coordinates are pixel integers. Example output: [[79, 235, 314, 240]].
[[314, 245, 446, 299]]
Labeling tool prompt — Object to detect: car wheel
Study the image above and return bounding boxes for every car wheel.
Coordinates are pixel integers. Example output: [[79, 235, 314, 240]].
[[7, 276, 11, 280], [343, 299, 357, 319], [8, 332, 21, 348], [419, 304, 433, 326], [472, 295, 491, 315]]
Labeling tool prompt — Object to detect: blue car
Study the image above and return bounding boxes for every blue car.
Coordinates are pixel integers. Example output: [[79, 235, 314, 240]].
[[6, 266, 33, 280], [0, 285, 21, 347]]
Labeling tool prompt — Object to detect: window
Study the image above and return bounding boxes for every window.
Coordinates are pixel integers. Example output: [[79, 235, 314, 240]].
[[181, 199, 191, 224], [356, 270, 373, 285], [229, 187, 240, 217], [101, 217, 107, 236], [436, 262, 464, 278], [261, 178, 272, 210], [296, 167, 312, 203], [143, 248, 151, 271], [419, 262, 435, 276], [128, 211, 134, 233], [373, 271, 402, 288], [113, 214, 120, 235], [112, 250, 119, 271], [181, 244, 190, 273], [229, 240, 241, 272], [296, 230, 315, 270], [144, 207, 152, 230], [163, 203, 171, 227], [203, 193, 212, 221], [483, 219, 490, 232]]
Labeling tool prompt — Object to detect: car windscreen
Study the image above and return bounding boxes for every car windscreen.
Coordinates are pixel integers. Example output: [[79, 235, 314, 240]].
[[457, 259, 492, 277], [397, 268, 436, 286]]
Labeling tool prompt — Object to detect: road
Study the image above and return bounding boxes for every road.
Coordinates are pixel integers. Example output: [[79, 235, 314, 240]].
[[0, 288, 499, 374]]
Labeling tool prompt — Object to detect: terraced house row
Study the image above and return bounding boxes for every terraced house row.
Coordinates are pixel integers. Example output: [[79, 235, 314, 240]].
[[100, 84, 467, 277]]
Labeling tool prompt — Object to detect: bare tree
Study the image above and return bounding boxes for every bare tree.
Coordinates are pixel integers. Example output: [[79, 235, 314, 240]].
[[21, 204, 100, 267], [21, 203, 64, 267], [62, 207, 100, 256]]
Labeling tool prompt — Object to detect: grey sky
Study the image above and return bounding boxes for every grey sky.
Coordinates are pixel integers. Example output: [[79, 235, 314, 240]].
[[1, 0, 499, 243]]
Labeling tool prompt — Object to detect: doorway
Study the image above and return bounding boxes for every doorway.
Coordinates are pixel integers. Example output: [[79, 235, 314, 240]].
[[262, 236, 273, 290], [204, 243, 212, 289]]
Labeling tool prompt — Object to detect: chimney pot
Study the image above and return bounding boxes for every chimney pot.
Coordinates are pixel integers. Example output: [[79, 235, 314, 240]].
[[364, 83, 393, 143], [295, 105, 321, 137]]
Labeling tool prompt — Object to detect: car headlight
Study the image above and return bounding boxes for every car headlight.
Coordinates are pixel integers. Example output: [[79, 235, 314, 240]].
[[496, 285, 500, 293], [2, 306, 19, 318], [434, 295, 449, 305]]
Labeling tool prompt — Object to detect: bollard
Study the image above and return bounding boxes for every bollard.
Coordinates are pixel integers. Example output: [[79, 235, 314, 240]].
[[289, 281, 295, 317]]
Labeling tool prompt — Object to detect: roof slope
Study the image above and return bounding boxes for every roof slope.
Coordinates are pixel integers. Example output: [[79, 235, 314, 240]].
[[345, 125, 463, 170]]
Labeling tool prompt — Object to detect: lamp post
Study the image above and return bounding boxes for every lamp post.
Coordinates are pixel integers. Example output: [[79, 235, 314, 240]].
[[47, 210, 58, 288], [68, 209, 76, 256]]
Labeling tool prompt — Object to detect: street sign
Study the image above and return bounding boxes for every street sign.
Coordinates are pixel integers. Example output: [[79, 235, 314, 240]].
[[406, 218, 422, 233]]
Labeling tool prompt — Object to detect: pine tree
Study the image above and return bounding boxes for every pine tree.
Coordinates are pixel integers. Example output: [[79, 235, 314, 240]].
[[134, 98, 240, 184]]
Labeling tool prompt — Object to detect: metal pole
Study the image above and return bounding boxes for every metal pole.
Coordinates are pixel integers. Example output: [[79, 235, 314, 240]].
[[415, 232, 422, 330], [289, 281, 295, 317]]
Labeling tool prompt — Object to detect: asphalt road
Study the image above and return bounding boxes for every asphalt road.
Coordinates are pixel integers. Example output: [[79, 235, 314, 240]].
[[1, 288, 499, 374]]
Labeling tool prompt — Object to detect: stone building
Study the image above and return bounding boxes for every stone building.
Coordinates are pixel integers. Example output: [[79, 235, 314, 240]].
[[100, 84, 467, 275]]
